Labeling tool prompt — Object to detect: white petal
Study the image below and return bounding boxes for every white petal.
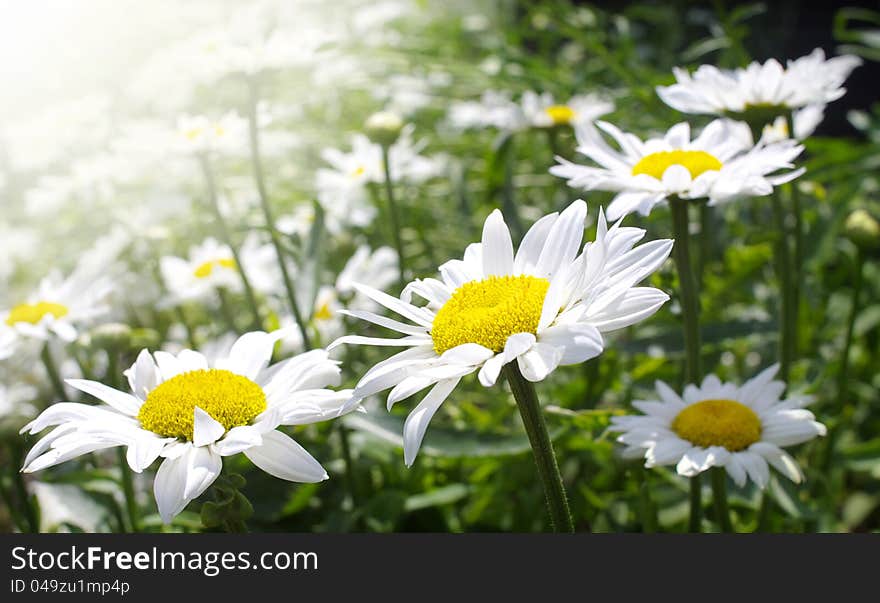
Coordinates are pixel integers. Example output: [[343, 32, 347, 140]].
[[244, 430, 328, 482], [517, 343, 563, 381], [64, 379, 142, 416], [403, 377, 460, 466], [193, 407, 226, 447], [534, 200, 586, 280], [481, 209, 514, 277], [213, 425, 264, 456]]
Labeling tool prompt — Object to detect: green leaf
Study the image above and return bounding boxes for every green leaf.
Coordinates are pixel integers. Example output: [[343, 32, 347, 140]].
[[405, 484, 470, 512]]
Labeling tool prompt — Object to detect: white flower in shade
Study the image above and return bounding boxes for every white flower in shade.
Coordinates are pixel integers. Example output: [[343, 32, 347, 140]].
[[330, 200, 672, 465], [656, 49, 861, 139], [520, 91, 614, 129], [447, 90, 526, 132], [160, 235, 279, 305], [610, 365, 826, 488], [657, 49, 861, 116], [550, 119, 805, 221], [20, 329, 357, 523]]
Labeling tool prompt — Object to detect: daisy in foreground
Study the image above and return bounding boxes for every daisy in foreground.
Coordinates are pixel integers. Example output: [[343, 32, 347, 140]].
[[20, 329, 356, 524], [331, 200, 673, 531], [550, 119, 805, 221], [610, 365, 826, 530]]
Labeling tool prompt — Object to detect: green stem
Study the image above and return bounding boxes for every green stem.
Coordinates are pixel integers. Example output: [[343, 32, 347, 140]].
[[637, 468, 657, 533], [106, 352, 139, 532], [697, 202, 713, 292], [670, 199, 705, 533], [669, 197, 703, 383], [688, 474, 702, 533], [755, 491, 772, 532], [503, 363, 574, 533], [40, 343, 67, 401], [380, 144, 407, 292], [771, 190, 794, 382], [199, 154, 263, 331], [710, 468, 733, 533], [785, 113, 804, 351], [836, 251, 863, 410], [116, 448, 139, 532], [500, 135, 524, 242], [216, 288, 238, 334], [9, 444, 38, 532], [245, 78, 311, 349], [150, 255, 197, 348]]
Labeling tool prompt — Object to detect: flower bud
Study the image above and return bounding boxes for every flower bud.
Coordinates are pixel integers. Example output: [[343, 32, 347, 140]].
[[364, 111, 404, 147], [89, 323, 133, 351], [844, 209, 880, 252]]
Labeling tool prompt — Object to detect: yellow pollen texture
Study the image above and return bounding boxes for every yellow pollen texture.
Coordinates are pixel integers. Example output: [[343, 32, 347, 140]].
[[671, 398, 761, 452], [137, 369, 267, 441], [631, 150, 722, 180], [193, 258, 237, 279], [544, 105, 576, 125], [431, 275, 550, 354], [6, 301, 69, 326]]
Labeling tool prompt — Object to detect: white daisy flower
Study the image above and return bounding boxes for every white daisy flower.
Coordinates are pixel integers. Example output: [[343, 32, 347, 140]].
[[550, 119, 805, 221], [159, 235, 279, 306], [656, 49, 861, 138], [446, 90, 526, 132], [521, 91, 614, 129], [330, 200, 673, 465], [174, 113, 247, 155], [0, 271, 113, 359], [610, 365, 826, 488], [20, 329, 357, 523], [315, 128, 442, 231]]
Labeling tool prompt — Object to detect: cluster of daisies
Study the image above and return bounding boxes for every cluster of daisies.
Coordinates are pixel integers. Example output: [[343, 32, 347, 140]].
[[10, 47, 857, 527]]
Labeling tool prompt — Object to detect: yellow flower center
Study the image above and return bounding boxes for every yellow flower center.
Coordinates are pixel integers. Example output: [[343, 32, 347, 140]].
[[544, 105, 576, 125], [431, 275, 549, 354], [193, 258, 237, 279], [183, 127, 203, 141], [671, 399, 761, 452], [314, 302, 333, 321], [137, 369, 267, 441], [6, 301, 69, 326], [352, 166, 366, 178], [631, 150, 722, 180]]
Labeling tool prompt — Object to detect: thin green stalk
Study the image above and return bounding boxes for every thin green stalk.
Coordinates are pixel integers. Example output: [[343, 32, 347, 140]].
[[755, 491, 773, 532], [688, 475, 702, 533], [637, 468, 657, 533], [245, 78, 311, 350], [380, 144, 407, 292], [500, 135, 524, 242], [40, 343, 67, 401], [836, 250, 863, 410], [786, 112, 804, 356], [198, 153, 263, 332], [107, 351, 139, 532], [771, 190, 794, 382], [669, 197, 702, 383], [116, 449, 139, 532], [671, 198, 704, 533], [697, 202, 713, 292], [149, 257, 197, 348], [503, 363, 574, 533], [8, 444, 38, 532], [216, 288, 238, 334], [710, 467, 733, 532]]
